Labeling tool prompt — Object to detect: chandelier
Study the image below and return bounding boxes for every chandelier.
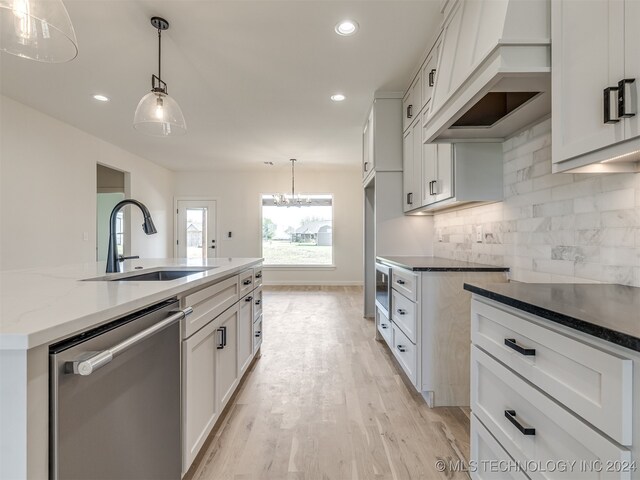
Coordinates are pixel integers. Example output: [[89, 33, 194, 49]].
[[273, 159, 311, 207]]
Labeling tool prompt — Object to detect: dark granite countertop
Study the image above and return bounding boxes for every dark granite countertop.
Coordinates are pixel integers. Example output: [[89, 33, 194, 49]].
[[464, 282, 640, 352], [377, 256, 509, 272]]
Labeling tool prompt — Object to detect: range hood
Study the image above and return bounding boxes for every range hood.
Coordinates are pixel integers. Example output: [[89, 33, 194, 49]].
[[423, 0, 551, 143]]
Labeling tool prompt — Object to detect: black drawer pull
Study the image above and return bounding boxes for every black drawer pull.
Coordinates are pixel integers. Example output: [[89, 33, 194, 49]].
[[243, 279, 253, 285], [604, 86, 620, 124], [381, 323, 388, 329], [255, 272, 262, 279], [397, 345, 406, 353], [505, 410, 535, 436], [504, 338, 535, 356], [255, 299, 262, 305], [255, 331, 262, 337], [428, 68, 436, 87], [396, 279, 406, 285], [407, 104, 413, 119], [618, 78, 637, 118], [397, 309, 406, 315], [245, 296, 253, 302]]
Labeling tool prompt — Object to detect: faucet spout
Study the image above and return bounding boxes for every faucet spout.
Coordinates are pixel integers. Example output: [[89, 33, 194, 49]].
[[106, 199, 157, 273]]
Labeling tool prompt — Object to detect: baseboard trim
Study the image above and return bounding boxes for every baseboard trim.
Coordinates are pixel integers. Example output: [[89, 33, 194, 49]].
[[263, 280, 364, 286]]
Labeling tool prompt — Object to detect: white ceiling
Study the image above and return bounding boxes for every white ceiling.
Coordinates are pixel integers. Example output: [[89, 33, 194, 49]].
[[0, 1, 442, 171]]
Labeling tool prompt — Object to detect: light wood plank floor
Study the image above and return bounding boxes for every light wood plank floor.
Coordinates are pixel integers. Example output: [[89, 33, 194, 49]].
[[186, 286, 471, 480]]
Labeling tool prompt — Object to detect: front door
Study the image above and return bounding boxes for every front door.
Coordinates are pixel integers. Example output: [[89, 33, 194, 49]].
[[176, 200, 217, 259]]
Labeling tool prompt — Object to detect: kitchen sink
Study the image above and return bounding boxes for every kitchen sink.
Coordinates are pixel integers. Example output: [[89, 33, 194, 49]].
[[83, 267, 216, 282]]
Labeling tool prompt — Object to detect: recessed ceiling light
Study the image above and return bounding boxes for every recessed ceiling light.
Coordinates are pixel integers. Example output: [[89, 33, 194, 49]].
[[93, 94, 109, 102], [331, 94, 346, 102], [335, 20, 359, 36]]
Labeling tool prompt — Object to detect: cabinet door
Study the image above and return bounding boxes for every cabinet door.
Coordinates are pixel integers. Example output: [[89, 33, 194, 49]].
[[402, 75, 421, 132], [421, 143, 437, 206], [238, 294, 253, 375], [421, 37, 441, 115], [362, 110, 373, 179], [431, 0, 464, 114], [216, 307, 239, 410], [411, 119, 423, 206], [624, 0, 640, 140], [182, 320, 218, 472], [435, 144, 453, 203], [402, 127, 415, 212], [552, 0, 625, 164]]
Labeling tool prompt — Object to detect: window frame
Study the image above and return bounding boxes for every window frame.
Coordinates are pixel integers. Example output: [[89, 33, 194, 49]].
[[259, 193, 336, 269]]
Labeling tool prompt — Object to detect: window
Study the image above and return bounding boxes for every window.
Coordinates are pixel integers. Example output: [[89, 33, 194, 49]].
[[261, 194, 333, 266]]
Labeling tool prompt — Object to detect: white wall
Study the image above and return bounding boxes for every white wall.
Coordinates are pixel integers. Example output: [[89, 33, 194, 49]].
[[434, 119, 640, 286], [174, 167, 364, 285], [0, 96, 174, 271]]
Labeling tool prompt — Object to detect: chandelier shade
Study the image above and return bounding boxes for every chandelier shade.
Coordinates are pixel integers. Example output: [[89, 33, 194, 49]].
[[0, 0, 78, 63], [133, 16, 186, 137]]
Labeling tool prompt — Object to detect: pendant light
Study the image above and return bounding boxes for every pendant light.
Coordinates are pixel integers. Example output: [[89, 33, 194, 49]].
[[273, 159, 311, 207], [0, 0, 78, 63], [133, 16, 186, 137]]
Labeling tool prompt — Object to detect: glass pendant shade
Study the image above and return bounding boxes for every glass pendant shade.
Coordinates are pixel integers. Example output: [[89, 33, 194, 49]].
[[133, 90, 186, 137], [0, 0, 78, 63]]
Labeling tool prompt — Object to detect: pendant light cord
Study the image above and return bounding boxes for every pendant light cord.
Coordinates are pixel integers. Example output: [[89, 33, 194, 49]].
[[157, 26, 162, 83], [291, 159, 296, 198]]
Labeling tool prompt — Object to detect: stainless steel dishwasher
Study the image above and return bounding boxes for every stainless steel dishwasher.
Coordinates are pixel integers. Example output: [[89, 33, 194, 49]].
[[49, 299, 192, 480]]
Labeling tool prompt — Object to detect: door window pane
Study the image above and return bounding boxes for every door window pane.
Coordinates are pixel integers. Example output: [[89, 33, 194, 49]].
[[186, 208, 207, 260], [261, 195, 333, 265]]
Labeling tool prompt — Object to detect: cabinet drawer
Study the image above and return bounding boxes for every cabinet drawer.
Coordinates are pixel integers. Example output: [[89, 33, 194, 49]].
[[253, 287, 263, 321], [470, 414, 530, 480], [391, 290, 417, 343], [391, 268, 418, 301], [239, 269, 254, 297], [183, 275, 239, 338], [392, 323, 417, 385], [472, 346, 631, 480], [253, 266, 263, 288], [253, 316, 263, 352], [472, 299, 632, 446], [376, 308, 392, 347]]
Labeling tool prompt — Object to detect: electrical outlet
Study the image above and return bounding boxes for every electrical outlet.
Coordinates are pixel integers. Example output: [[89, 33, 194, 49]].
[[475, 225, 483, 243], [438, 230, 443, 242]]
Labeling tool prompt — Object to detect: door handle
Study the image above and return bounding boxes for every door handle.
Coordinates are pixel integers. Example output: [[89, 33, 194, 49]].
[[407, 105, 413, 119], [381, 323, 388, 329], [243, 279, 253, 286], [397, 309, 407, 315], [255, 272, 262, 279], [245, 296, 253, 302], [407, 192, 413, 205], [255, 330, 262, 337], [431, 180, 437, 195], [428, 68, 436, 87], [69, 307, 193, 375], [217, 327, 225, 349], [210, 246, 216, 249], [604, 86, 620, 123], [396, 279, 405, 285], [397, 345, 406, 353], [255, 299, 262, 306], [505, 410, 535, 436], [504, 338, 536, 356], [618, 78, 636, 118]]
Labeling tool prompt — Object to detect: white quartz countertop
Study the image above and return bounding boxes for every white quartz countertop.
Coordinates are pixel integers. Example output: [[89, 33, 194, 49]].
[[0, 257, 262, 350]]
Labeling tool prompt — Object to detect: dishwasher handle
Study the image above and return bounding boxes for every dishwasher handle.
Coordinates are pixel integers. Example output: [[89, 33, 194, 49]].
[[69, 306, 193, 376]]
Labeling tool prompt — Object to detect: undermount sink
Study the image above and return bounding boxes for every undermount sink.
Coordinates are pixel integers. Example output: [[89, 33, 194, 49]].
[[83, 267, 216, 282]]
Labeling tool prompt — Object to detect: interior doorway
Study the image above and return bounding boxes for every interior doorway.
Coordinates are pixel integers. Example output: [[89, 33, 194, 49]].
[[96, 164, 129, 261], [175, 199, 217, 260]]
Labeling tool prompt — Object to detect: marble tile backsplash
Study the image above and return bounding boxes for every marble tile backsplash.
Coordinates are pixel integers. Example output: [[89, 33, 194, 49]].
[[433, 118, 640, 286]]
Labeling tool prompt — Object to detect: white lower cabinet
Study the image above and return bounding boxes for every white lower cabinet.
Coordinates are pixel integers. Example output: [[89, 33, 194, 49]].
[[253, 315, 263, 353], [392, 322, 417, 385], [181, 265, 263, 475], [470, 297, 635, 480], [376, 308, 393, 347], [182, 317, 219, 472], [470, 414, 530, 480]]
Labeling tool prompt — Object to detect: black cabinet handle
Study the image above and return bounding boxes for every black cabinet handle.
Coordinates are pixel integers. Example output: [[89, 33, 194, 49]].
[[428, 68, 436, 87], [504, 338, 536, 356], [217, 327, 225, 349], [255, 272, 262, 279], [407, 104, 413, 119], [396, 279, 406, 285], [604, 86, 620, 124], [222, 326, 227, 347], [255, 299, 262, 305], [243, 279, 252, 285], [397, 345, 406, 353], [505, 410, 535, 436], [364, 161, 369, 172], [381, 323, 388, 329], [618, 78, 636, 118], [245, 296, 253, 302], [406, 192, 413, 206], [397, 309, 407, 315], [255, 330, 262, 337]]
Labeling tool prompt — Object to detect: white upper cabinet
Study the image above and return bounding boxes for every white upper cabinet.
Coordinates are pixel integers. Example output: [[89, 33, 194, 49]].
[[362, 94, 403, 186], [402, 72, 423, 133], [552, 0, 640, 172], [403, 119, 423, 212], [421, 36, 442, 121]]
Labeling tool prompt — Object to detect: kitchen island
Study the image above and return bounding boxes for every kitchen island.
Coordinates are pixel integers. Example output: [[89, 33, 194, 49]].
[[0, 257, 262, 479]]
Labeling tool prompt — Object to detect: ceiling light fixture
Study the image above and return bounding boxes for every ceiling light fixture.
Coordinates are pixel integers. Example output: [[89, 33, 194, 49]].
[[133, 16, 186, 137], [93, 94, 109, 102], [273, 159, 311, 207], [331, 94, 346, 102], [335, 20, 358, 36], [0, 0, 78, 62]]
